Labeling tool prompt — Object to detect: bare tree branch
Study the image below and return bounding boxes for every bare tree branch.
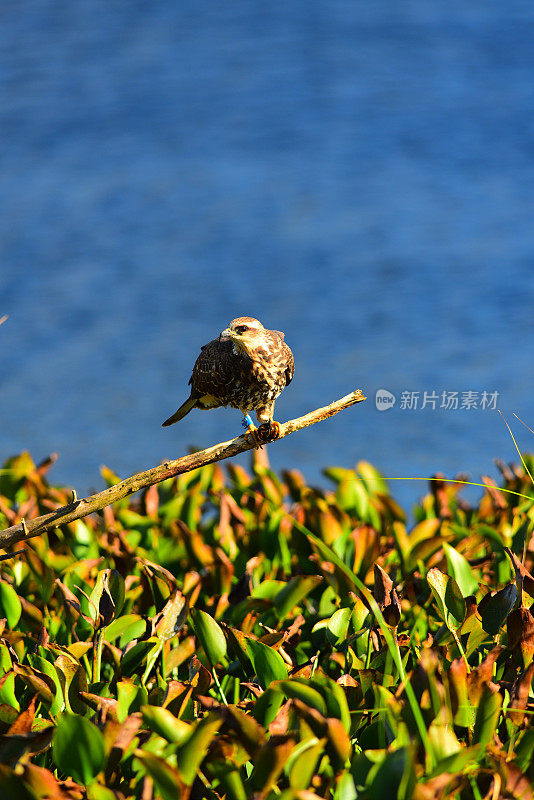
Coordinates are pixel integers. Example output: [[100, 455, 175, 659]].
[[0, 389, 366, 549]]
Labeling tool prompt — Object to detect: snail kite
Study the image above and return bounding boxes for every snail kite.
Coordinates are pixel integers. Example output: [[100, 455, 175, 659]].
[[162, 316, 294, 441]]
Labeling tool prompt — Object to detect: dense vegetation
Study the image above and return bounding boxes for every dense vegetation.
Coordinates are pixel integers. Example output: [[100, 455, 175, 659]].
[[0, 449, 533, 799]]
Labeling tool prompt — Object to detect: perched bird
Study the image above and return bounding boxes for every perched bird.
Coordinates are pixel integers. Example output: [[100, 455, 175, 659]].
[[162, 316, 294, 441]]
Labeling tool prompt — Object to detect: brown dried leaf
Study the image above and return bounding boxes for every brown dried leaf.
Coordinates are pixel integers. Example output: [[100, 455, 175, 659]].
[[153, 590, 188, 641], [79, 691, 119, 721], [6, 695, 37, 735], [507, 607, 534, 666], [22, 763, 66, 800], [467, 646, 502, 705], [35, 452, 59, 477], [508, 662, 534, 726], [225, 705, 267, 756], [482, 475, 508, 510], [176, 520, 215, 567], [14, 664, 55, 707], [106, 713, 143, 784], [143, 484, 159, 517], [373, 563, 401, 628], [249, 734, 297, 796], [505, 548, 534, 598], [430, 473, 453, 518], [138, 557, 178, 592], [189, 655, 212, 695], [268, 700, 291, 736]]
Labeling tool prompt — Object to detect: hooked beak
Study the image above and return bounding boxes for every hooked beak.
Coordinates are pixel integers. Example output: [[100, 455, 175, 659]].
[[219, 328, 232, 343]]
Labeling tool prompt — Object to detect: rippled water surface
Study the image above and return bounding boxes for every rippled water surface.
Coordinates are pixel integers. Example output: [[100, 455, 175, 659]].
[[2, 2, 534, 508]]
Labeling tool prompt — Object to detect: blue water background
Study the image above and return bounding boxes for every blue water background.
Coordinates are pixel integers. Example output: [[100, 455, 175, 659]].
[[1, 2, 534, 510]]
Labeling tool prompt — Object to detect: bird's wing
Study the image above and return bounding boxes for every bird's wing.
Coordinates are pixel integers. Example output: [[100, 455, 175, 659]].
[[282, 342, 295, 386], [266, 330, 294, 387], [190, 339, 236, 399]]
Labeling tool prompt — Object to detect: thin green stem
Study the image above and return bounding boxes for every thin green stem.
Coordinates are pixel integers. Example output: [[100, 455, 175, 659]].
[[498, 410, 534, 487], [344, 475, 533, 502], [161, 641, 167, 683], [93, 627, 104, 683], [364, 627, 373, 669], [142, 641, 163, 684], [450, 625, 471, 673], [310, 650, 320, 677], [211, 666, 228, 706]]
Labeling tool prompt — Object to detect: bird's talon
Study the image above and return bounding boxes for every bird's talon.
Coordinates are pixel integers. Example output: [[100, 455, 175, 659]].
[[256, 420, 281, 443], [244, 423, 263, 449], [269, 420, 281, 439]]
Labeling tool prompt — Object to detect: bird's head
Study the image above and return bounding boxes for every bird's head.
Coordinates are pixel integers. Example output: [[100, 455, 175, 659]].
[[219, 317, 266, 355]]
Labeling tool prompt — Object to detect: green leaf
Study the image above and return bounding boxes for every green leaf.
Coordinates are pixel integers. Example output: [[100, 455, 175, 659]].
[[465, 619, 491, 657], [105, 614, 147, 646], [0, 672, 19, 710], [117, 679, 148, 723], [208, 761, 249, 800], [514, 729, 534, 772], [430, 746, 481, 778], [288, 737, 325, 789], [351, 596, 371, 632], [427, 720, 461, 762], [120, 639, 159, 677], [443, 543, 478, 596], [245, 639, 288, 688], [444, 575, 465, 625], [53, 713, 106, 785], [275, 679, 327, 715], [337, 476, 369, 520], [175, 711, 222, 785], [473, 685, 502, 749], [251, 580, 286, 600], [86, 785, 119, 800], [273, 575, 322, 621], [0, 582, 21, 629], [191, 609, 227, 665], [327, 607, 352, 645], [311, 675, 351, 733], [141, 706, 191, 744], [134, 751, 185, 800], [0, 644, 12, 676], [107, 570, 126, 617], [253, 687, 284, 728], [334, 770, 358, 800], [215, 768, 248, 800], [28, 655, 63, 716], [427, 568, 465, 628], [369, 748, 415, 800], [357, 460, 389, 496]]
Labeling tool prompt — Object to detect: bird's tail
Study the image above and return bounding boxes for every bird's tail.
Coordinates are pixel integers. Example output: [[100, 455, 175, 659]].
[[162, 396, 197, 427]]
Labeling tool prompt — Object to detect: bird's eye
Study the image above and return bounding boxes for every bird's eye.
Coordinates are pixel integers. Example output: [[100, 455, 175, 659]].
[[235, 325, 248, 334]]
